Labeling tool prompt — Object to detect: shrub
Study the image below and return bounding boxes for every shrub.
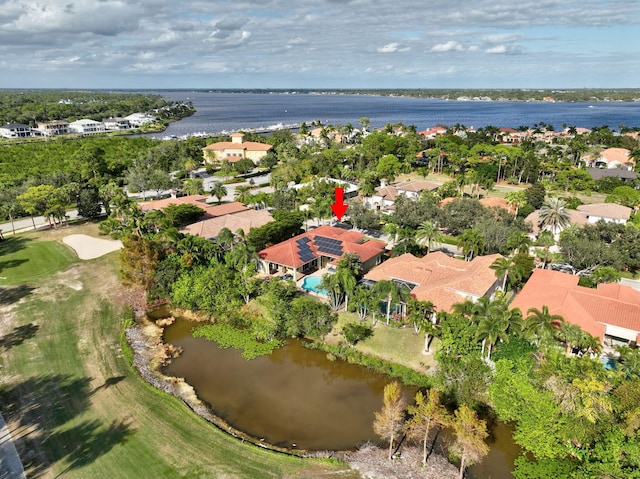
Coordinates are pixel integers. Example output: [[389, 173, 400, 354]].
[[341, 322, 374, 345]]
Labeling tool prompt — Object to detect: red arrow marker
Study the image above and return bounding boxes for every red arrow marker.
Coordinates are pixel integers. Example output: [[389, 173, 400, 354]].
[[330, 187, 348, 221]]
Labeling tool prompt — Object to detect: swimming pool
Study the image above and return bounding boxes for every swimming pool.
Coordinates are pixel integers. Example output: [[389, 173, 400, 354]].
[[301, 276, 326, 294]]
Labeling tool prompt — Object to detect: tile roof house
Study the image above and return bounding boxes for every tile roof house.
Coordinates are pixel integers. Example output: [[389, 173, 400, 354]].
[[364, 251, 504, 313], [258, 225, 387, 280], [202, 133, 273, 165], [139, 195, 249, 218], [181, 209, 273, 239], [524, 208, 589, 239], [365, 179, 440, 212], [139, 195, 272, 239], [585, 148, 634, 171], [511, 268, 640, 346], [576, 203, 632, 224]]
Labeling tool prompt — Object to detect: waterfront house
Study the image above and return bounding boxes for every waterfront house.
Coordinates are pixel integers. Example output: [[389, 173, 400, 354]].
[[35, 121, 69, 136], [202, 133, 273, 165], [103, 118, 131, 130], [0, 123, 32, 138], [363, 251, 503, 314], [68, 119, 105, 135], [258, 225, 386, 281], [125, 113, 157, 127], [511, 268, 640, 347]]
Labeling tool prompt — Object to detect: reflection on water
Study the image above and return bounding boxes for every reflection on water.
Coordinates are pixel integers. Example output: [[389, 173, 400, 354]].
[[163, 317, 518, 477]]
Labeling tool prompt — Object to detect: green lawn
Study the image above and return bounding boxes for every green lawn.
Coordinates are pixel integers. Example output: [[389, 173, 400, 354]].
[[334, 313, 437, 373], [0, 236, 78, 285], [0, 233, 356, 479]]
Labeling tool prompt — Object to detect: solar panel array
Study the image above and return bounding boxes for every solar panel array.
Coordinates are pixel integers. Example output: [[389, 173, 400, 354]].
[[297, 237, 315, 263], [314, 235, 343, 256]]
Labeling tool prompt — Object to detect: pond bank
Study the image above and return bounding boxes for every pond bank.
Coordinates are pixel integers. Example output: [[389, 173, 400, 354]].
[[125, 312, 459, 478]]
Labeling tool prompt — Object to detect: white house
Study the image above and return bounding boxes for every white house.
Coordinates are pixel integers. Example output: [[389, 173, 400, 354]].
[[68, 119, 105, 134], [576, 203, 632, 224], [587, 148, 634, 170], [125, 113, 157, 127], [365, 179, 439, 212], [103, 118, 131, 130], [0, 123, 31, 138]]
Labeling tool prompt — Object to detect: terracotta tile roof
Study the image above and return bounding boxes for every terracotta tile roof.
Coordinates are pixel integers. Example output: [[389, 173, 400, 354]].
[[479, 197, 515, 213], [524, 209, 588, 236], [202, 141, 272, 152], [364, 252, 503, 312], [180, 209, 273, 239], [395, 180, 440, 193], [510, 268, 640, 343], [599, 147, 632, 165], [138, 195, 209, 212], [200, 202, 249, 218], [373, 185, 399, 201], [258, 225, 386, 269], [576, 203, 632, 221]]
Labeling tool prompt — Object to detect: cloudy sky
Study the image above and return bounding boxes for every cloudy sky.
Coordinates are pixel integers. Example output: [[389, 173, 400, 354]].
[[2, 0, 639, 89]]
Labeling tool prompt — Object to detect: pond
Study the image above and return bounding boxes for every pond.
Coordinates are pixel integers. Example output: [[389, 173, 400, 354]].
[[163, 317, 519, 478]]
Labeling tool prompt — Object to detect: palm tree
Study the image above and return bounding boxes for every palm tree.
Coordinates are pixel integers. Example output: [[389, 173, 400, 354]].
[[415, 220, 444, 254], [407, 298, 437, 352], [210, 182, 228, 204], [490, 257, 511, 291], [525, 305, 564, 346], [373, 280, 411, 324], [457, 228, 486, 261], [476, 315, 509, 361], [504, 190, 526, 216], [556, 322, 584, 357], [539, 197, 571, 239], [234, 185, 252, 204]]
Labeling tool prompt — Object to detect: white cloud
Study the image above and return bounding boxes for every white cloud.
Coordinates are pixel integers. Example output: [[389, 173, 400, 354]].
[[431, 41, 464, 52], [486, 45, 507, 54], [377, 43, 410, 53]]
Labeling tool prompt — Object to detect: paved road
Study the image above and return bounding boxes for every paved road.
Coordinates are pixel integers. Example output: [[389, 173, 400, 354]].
[[0, 413, 26, 479]]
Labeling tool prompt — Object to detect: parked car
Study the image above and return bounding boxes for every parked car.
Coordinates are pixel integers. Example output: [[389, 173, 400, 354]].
[[280, 274, 294, 281]]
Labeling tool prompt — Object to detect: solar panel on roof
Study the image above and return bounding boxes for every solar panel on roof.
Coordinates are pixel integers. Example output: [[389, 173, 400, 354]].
[[296, 237, 311, 245]]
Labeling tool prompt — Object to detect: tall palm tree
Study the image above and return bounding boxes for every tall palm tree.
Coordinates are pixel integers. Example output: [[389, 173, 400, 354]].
[[539, 197, 571, 238], [476, 315, 509, 361], [415, 220, 444, 254], [525, 305, 564, 346], [373, 280, 411, 324], [490, 257, 511, 291]]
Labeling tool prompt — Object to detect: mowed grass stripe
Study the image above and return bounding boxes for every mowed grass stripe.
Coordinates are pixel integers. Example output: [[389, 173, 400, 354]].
[[0, 237, 357, 479], [0, 237, 78, 285]]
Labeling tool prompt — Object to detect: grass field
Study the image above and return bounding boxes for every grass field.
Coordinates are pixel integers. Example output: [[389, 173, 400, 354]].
[[333, 313, 437, 373], [0, 236, 78, 286], [0, 226, 357, 479]]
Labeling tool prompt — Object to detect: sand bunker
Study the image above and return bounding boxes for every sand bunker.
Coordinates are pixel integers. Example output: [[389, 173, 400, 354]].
[[62, 234, 123, 260]]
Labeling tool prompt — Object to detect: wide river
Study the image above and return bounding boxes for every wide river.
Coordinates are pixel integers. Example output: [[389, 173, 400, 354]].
[[146, 90, 640, 138], [164, 317, 519, 479]]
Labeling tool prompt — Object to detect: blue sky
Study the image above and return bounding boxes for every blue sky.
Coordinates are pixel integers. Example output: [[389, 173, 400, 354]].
[[1, 0, 639, 89]]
